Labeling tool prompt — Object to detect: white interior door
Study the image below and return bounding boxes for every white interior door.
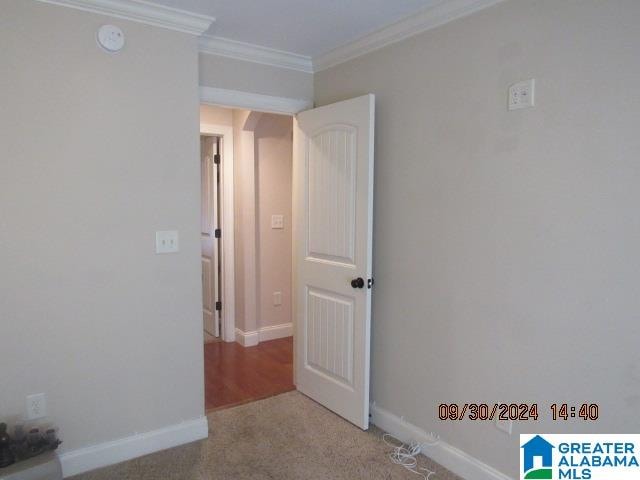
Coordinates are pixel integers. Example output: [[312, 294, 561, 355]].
[[293, 94, 374, 429], [201, 136, 220, 338]]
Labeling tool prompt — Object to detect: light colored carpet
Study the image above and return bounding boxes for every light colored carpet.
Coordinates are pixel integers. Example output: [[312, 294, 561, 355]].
[[71, 392, 463, 480]]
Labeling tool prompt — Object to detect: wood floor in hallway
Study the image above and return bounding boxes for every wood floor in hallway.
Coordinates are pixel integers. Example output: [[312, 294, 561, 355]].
[[204, 336, 294, 411]]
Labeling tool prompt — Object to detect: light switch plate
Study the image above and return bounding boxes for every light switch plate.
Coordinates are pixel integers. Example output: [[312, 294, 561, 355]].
[[273, 291, 282, 306], [155, 230, 179, 254], [508, 79, 535, 110], [271, 215, 284, 229]]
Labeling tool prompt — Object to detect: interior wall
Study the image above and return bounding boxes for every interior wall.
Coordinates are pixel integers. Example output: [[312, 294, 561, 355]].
[[199, 53, 313, 103], [232, 111, 293, 336], [1, 0, 203, 453], [314, 0, 640, 476], [200, 104, 233, 127], [255, 115, 293, 330], [231, 109, 256, 334]]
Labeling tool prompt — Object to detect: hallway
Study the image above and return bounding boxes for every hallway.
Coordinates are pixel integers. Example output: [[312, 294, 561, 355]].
[[204, 337, 294, 411]]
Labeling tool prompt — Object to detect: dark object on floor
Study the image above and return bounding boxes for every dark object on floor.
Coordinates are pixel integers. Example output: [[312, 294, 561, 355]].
[[0, 424, 14, 468], [0, 424, 61, 470]]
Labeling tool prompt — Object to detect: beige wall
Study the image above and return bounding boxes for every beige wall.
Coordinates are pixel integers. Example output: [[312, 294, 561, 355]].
[[314, 0, 640, 476], [199, 53, 313, 103], [1, 0, 203, 453], [6, 0, 638, 475], [232, 111, 293, 334], [231, 109, 255, 333], [200, 104, 233, 127], [255, 115, 293, 329]]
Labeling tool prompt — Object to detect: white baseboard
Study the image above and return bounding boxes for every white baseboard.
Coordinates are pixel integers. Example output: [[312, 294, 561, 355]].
[[259, 322, 293, 342], [59, 417, 208, 478], [236, 323, 292, 347], [370, 402, 514, 480], [235, 328, 260, 346]]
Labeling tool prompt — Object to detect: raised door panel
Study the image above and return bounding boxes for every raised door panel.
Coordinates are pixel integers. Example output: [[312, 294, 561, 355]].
[[306, 287, 354, 387], [307, 126, 356, 266]]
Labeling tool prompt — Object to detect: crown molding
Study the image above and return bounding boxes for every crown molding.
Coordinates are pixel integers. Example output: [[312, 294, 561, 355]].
[[36, 0, 505, 70], [313, 0, 507, 72], [199, 36, 313, 74], [35, 0, 215, 35], [200, 86, 312, 115]]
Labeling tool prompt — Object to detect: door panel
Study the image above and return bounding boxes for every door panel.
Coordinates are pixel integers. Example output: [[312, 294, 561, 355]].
[[201, 136, 220, 338], [306, 287, 354, 386], [294, 94, 374, 429], [202, 258, 214, 334], [307, 125, 356, 265]]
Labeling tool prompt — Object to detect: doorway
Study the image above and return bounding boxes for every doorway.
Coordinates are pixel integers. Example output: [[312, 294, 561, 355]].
[[200, 105, 296, 411], [199, 93, 376, 428]]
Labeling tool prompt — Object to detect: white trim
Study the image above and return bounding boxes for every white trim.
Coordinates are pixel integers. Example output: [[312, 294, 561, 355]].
[[200, 87, 312, 116], [313, 0, 507, 72], [35, 0, 214, 35], [235, 323, 293, 346], [38, 0, 505, 72], [200, 123, 236, 343], [370, 402, 514, 480], [258, 323, 293, 342], [199, 36, 313, 74], [235, 328, 259, 347], [59, 417, 208, 478]]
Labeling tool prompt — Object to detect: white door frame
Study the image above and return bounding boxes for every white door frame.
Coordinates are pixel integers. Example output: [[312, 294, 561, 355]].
[[200, 122, 235, 343], [200, 87, 313, 346]]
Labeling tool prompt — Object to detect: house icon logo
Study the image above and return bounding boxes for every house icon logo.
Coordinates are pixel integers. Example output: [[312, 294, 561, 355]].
[[521, 435, 554, 479]]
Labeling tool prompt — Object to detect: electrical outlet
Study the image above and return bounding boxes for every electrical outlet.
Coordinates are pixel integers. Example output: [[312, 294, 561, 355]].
[[496, 417, 513, 435], [26, 393, 47, 420]]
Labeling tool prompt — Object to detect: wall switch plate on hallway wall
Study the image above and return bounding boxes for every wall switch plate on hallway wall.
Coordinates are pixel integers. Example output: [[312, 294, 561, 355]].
[[271, 215, 284, 229], [155, 231, 179, 254], [273, 291, 282, 306]]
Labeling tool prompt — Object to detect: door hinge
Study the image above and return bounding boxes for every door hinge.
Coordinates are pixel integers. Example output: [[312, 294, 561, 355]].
[[213, 153, 221, 164], [215, 301, 222, 311], [214, 228, 221, 238]]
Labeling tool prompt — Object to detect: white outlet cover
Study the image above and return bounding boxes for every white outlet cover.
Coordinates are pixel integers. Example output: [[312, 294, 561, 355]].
[[97, 25, 125, 53], [508, 79, 535, 110], [155, 230, 179, 254], [26, 393, 47, 420]]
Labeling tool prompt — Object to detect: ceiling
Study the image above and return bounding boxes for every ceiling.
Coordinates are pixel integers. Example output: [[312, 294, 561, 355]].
[[152, 0, 442, 57]]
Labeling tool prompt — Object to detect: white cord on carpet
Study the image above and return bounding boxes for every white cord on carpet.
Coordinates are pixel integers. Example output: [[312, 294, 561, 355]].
[[382, 433, 440, 480]]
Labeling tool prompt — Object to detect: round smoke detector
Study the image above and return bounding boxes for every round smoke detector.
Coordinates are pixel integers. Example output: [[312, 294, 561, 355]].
[[97, 25, 125, 53]]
